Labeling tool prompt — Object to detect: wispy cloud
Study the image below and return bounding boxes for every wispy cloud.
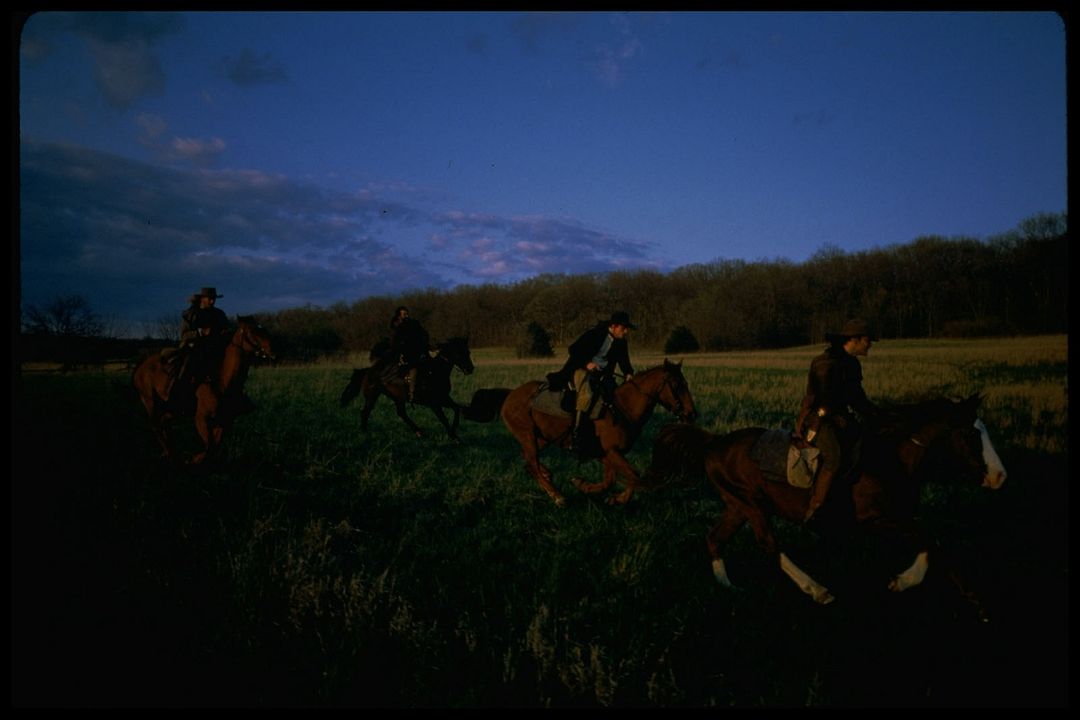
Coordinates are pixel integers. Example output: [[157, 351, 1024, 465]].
[[219, 48, 290, 86], [26, 12, 187, 109], [590, 13, 643, 87], [19, 141, 665, 327]]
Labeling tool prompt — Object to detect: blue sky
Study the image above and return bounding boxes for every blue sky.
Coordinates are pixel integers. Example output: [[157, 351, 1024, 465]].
[[17, 11, 1066, 334]]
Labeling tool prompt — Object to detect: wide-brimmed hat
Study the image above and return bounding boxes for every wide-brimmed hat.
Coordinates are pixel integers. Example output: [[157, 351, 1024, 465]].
[[607, 311, 637, 330], [827, 318, 876, 341], [195, 287, 224, 299]]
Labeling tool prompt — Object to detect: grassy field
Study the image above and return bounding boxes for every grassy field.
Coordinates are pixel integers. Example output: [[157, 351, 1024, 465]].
[[13, 335, 1067, 708]]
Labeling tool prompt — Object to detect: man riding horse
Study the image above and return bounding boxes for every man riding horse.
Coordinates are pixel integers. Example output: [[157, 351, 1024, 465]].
[[795, 318, 884, 522], [163, 286, 254, 411], [547, 311, 636, 455], [389, 306, 431, 402]]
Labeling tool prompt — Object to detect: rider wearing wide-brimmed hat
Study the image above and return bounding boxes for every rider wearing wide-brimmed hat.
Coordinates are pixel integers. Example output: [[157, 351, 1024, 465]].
[[547, 311, 637, 455], [166, 287, 231, 398], [795, 318, 883, 522]]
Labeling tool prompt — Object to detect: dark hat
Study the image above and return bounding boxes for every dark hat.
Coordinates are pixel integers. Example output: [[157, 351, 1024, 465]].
[[827, 318, 876, 341], [608, 311, 637, 330], [196, 287, 224, 299]]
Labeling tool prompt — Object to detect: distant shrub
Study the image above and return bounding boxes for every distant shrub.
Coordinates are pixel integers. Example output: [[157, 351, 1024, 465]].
[[516, 321, 555, 358], [664, 325, 700, 354]]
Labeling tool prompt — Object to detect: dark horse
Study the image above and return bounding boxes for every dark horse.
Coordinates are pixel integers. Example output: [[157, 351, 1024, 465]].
[[644, 394, 1007, 605], [501, 360, 698, 507], [132, 315, 275, 464], [339, 336, 474, 441]]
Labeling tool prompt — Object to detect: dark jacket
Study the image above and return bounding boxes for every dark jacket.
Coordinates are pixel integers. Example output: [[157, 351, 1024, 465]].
[[797, 344, 879, 434], [180, 305, 230, 346], [550, 323, 634, 387], [392, 317, 430, 366]]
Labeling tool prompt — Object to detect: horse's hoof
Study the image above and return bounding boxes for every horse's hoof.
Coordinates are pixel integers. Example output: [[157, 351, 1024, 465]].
[[816, 591, 836, 605], [553, 496, 567, 508]]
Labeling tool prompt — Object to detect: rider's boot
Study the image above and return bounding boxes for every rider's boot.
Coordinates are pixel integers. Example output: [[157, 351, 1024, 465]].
[[569, 411, 590, 456], [804, 467, 836, 523]]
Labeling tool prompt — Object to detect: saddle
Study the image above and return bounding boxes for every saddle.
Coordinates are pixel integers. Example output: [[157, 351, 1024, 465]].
[[529, 382, 606, 421], [749, 429, 821, 488]]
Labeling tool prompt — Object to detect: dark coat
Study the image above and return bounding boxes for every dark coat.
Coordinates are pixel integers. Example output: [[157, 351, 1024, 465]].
[[180, 305, 229, 346], [391, 317, 430, 365], [796, 344, 879, 434], [549, 322, 634, 387]]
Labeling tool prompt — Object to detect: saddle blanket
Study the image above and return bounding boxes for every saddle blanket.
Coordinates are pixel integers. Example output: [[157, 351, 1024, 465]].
[[530, 382, 604, 420], [749, 429, 821, 488]]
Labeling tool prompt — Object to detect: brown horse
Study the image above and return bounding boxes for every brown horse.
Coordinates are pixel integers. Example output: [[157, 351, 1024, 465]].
[[501, 360, 697, 507], [132, 315, 274, 464], [644, 394, 1007, 605], [339, 336, 475, 441]]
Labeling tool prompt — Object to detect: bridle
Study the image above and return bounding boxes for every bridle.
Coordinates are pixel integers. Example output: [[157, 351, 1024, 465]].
[[233, 324, 273, 360], [626, 366, 691, 420]]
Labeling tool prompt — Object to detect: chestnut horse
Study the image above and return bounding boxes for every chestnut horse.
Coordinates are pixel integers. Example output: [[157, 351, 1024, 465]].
[[339, 336, 475, 441], [132, 315, 274, 464], [644, 394, 1006, 606], [501, 360, 697, 507]]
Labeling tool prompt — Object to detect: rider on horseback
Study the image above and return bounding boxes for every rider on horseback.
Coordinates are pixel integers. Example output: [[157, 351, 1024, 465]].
[[547, 311, 636, 455], [162, 287, 229, 397], [390, 306, 430, 402], [162, 287, 255, 412], [795, 318, 884, 523]]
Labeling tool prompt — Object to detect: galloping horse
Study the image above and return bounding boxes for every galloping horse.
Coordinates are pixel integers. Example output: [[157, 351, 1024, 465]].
[[644, 394, 1007, 605], [501, 360, 697, 507], [132, 315, 274, 464], [340, 336, 474, 441]]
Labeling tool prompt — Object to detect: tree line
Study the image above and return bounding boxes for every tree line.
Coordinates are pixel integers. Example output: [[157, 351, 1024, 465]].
[[19, 212, 1067, 364], [258, 212, 1066, 360]]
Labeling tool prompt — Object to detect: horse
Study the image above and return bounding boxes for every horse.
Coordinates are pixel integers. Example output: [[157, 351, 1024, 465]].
[[643, 394, 1007, 607], [339, 336, 475, 441], [132, 315, 275, 465], [500, 360, 698, 507]]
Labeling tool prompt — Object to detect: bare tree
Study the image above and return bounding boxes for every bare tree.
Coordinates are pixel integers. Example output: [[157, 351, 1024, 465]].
[[22, 295, 104, 337]]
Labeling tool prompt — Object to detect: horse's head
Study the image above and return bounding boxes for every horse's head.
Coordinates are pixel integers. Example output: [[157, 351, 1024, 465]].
[[657, 359, 697, 423], [902, 394, 1007, 490], [946, 394, 1007, 489], [438, 336, 474, 375], [236, 315, 275, 361]]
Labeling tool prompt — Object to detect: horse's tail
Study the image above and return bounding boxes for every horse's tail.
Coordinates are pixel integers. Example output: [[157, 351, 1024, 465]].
[[639, 423, 717, 489], [462, 388, 512, 422], [340, 368, 368, 407]]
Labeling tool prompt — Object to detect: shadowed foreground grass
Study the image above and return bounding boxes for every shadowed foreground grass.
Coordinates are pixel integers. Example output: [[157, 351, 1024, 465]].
[[13, 336, 1067, 707]]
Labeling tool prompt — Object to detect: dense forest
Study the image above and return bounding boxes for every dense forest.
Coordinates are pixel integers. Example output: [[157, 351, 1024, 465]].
[[18, 212, 1067, 364], [256, 213, 1067, 360]]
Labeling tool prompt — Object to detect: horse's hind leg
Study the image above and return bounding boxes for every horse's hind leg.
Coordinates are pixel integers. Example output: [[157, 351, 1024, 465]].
[[706, 505, 748, 588], [359, 387, 378, 431], [393, 398, 424, 438], [516, 438, 565, 507]]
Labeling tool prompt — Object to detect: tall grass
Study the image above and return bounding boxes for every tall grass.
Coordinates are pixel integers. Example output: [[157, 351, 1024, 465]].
[[13, 335, 1067, 707]]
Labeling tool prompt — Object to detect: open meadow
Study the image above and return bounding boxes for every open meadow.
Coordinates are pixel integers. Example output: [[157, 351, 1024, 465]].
[[13, 335, 1068, 708]]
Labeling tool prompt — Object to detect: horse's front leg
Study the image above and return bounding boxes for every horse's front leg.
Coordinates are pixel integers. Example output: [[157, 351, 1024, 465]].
[[429, 403, 459, 442], [571, 462, 616, 495], [393, 398, 424, 438], [190, 413, 213, 465], [522, 444, 565, 507], [862, 515, 932, 594], [604, 451, 643, 505]]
